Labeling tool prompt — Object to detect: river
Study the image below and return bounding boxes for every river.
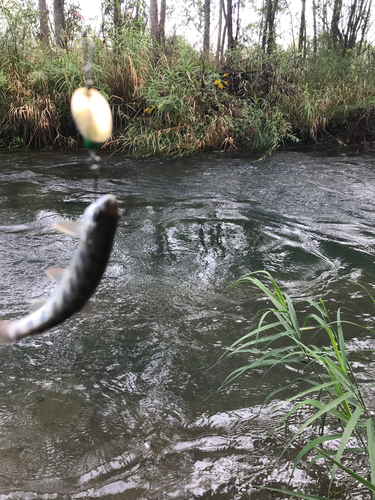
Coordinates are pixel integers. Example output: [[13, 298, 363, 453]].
[[0, 147, 374, 499]]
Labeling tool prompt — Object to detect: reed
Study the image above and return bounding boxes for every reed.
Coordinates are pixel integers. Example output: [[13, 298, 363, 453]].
[[220, 271, 375, 499]]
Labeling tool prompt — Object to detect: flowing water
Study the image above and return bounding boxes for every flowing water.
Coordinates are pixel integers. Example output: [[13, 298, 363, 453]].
[[0, 147, 375, 499]]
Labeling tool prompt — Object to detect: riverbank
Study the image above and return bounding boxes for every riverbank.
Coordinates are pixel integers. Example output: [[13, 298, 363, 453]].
[[1, 25, 375, 156]]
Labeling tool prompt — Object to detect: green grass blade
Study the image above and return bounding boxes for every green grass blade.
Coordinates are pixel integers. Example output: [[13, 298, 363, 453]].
[[286, 294, 301, 338], [336, 308, 348, 373], [282, 392, 356, 451], [290, 434, 342, 485], [308, 442, 375, 492], [258, 486, 330, 499], [329, 405, 363, 490], [234, 273, 288, 311], [262, 378, 335, 407], [367, 418, 375, 500]]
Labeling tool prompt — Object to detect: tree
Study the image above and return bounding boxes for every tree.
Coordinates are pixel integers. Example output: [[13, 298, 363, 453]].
[[54, 0, 66, 47], [216, 0, 224, 66], [261, 0, 279, 53], [113, 0, 122, 32], [150, 0, 166, 62], [312, 0, 317, 52], [330, 0, 343, 46], [298, 0, 306, 56], [38, 0, 50, 43], [203, 0, 210, 62], [226, 0, 233, 49], [342, 0, 372, 51], [325, 0, 373, 51]]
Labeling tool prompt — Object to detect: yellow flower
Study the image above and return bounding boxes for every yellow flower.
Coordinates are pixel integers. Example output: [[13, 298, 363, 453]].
[[223, 73, 229, 77], [214, 79, 221, 86], [347, 48, 351, 52], [145, 105, 156, 114], [224, 80, 228, 86]]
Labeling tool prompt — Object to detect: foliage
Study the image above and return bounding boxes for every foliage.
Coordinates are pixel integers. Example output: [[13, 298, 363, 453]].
[[1, 0, 375, 153], [220, 271, 375, 499]]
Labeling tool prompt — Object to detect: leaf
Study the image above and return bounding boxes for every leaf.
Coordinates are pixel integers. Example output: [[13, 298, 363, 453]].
[[286, 294, 300, 338], [336, 308, 348, 373], [280, 392, 356, 455], [256, 485, 331, 499], [290, 434, 342, 484], [367, 418, 375, 500], [330, 406, 363, 490], [308, 442, 375, 492]]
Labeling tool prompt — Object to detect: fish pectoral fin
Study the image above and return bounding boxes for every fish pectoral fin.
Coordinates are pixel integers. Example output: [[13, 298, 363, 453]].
[[30, 298, 48, 312], [44, 267, 68, 282], [53, 221, 83, 237], [80, 302, 94, 322]]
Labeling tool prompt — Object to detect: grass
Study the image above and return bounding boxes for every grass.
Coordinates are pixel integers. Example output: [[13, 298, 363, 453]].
[[1, 3, 375, 153], [220, 271, 375, 499]]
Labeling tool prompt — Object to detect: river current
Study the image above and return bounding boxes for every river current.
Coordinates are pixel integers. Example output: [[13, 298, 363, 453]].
[[0, 147, 374, 499]]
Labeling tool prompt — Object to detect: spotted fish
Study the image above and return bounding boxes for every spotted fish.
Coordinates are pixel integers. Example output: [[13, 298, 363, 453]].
[[0, 194, 119, 343]]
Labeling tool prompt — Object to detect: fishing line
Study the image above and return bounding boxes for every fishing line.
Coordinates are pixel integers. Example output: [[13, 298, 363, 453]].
[[81, 30, 101, 194], [71, 28, 112, 196]]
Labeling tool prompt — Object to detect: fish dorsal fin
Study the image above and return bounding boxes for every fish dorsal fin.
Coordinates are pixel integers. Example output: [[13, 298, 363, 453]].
[[44, 268, 67, 282], [53, 221, 83, 237], [30, 298, 48, 312]]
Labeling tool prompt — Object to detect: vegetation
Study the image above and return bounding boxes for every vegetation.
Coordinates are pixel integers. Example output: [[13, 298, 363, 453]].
[[1, 0, 375, 154], [220, 271, 375, 499]]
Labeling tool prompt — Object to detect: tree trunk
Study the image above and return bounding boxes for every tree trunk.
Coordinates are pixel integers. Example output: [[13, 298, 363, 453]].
[[358, 0, 372, 50], [203, 0, 210, 62], [216, 0, 223, 66], [343, 0, 372, 51], [226, 0, 233, 50], [216, 0, 223, 68], [38, 0, 50, 44], [113, 0, 122, 52], [261, 0, 271, 52], [113, 0, 122, 31], [235, 0, 240, 41], [312, 0, 317, 52], [221, 22, 227, 61], [150, 0, 159, 63], [159, 0, 166, 45], [149, 0, 166, 64], [53, 0, 65, 47], [262, 0, 278, 53], [298, 0, 306, 56], [133, 0, 139, 20], [330, 0, 343, 46]]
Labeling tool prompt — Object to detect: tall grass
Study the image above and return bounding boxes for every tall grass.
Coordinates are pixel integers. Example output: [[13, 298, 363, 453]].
[[220, 271, 375, 499], [1, 2, 375, 153]]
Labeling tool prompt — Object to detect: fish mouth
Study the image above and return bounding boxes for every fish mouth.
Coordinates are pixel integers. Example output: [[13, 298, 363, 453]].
[[97, 195, 121, 219], [93, 195, 119, 220], [103, 195, 118, 216], [82, 194, 120, 227]]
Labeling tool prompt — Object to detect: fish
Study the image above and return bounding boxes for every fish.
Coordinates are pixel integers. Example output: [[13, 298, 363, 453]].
[[0, 194, 120, 343]]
